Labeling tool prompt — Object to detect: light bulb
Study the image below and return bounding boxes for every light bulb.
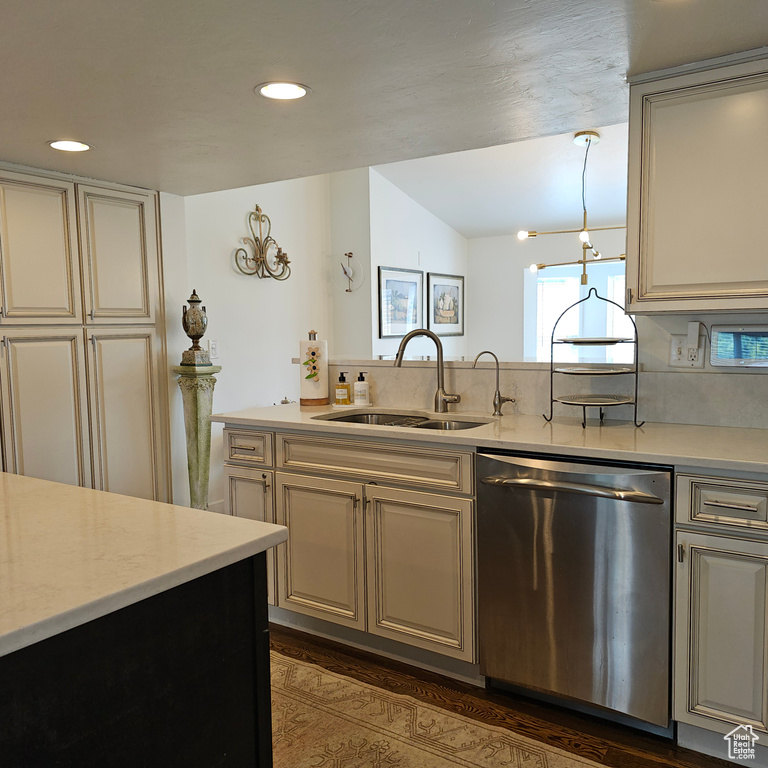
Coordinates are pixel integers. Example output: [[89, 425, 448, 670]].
[[578, 229, 590, 243], [592, 249, 602, 260], [529, 263, 539, 273], [517, 230, 529, 241]]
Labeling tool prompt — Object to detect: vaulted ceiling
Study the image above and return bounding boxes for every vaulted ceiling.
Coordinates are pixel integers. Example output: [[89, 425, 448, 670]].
[[1, 0, 768, 195]]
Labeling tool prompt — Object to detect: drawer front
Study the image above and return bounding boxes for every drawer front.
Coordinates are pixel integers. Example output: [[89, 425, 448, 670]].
[[225, 429, 274, 467], [277, 433, 472, 494], [677, 474, 768, 532]]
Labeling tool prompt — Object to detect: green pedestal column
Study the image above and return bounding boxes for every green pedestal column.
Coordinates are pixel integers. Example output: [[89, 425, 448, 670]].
[[172, 364, 222, 510]]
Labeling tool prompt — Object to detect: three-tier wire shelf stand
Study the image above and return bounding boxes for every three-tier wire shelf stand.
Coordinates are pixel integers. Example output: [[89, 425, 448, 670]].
[[543, 287, 644, 428]]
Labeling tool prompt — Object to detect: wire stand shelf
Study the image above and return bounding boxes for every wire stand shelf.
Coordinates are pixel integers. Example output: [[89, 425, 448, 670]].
[[543, 287, 644, 428]]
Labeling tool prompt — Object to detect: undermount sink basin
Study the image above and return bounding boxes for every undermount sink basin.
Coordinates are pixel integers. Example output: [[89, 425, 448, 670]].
[[413, 419, 486, 431], [312, 410, 490, 430], [319, 412, 429, 427]]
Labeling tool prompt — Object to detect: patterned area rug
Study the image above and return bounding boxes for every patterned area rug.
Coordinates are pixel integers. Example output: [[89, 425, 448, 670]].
[[271, 651, 604, 768]]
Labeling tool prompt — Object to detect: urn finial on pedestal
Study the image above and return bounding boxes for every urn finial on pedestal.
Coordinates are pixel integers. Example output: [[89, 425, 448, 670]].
[[181, 289, 211, 365]]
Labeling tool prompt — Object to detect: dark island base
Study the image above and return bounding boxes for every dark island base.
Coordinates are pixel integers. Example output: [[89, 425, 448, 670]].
[[0, 553, 272, 768]]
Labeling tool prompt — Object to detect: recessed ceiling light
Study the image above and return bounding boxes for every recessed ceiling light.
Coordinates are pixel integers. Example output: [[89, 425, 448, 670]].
[[255, 82, 310, 100], [48, 140, 91, 152]]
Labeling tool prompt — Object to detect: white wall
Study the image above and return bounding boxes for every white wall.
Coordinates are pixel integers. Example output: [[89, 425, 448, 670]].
[[330, 168, 372, 358], [466, 229, 628, 360], [183, 174, 333, 506], [369, 169, 468, 359], [158, 192, 191, 506]]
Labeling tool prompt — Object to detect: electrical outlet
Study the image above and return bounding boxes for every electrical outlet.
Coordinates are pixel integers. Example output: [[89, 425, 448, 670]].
[[669, 334, 704, 368], [209, 339, 219, 359]]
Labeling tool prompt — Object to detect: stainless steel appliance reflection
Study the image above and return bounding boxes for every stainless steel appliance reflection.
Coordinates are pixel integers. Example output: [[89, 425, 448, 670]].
[[477, 452, 671, 727]]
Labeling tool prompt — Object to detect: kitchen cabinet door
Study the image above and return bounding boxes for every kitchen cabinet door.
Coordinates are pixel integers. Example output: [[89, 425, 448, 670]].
[[0, 171, 82, 324], [364, 485, 474, 661], [78, 185, 159, 324], [675, 532, 768, 733], [0, 329, 90, 486], [225, 465, 277, 605], [275, 472, 365, 630], [85, 327, 169, 501], [626, 59, 768, 313]]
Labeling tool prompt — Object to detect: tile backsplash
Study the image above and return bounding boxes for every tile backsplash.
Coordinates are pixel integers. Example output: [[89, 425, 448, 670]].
[[325, 361, 768, 430]]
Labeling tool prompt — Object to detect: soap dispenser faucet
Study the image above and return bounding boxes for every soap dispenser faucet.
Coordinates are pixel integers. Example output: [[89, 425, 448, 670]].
[[472, 350, 515, 416], [393, 328, 460, 413]]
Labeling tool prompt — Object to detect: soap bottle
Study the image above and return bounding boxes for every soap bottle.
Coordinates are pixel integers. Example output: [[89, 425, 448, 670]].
[[353, 371, 370, 406], [335, 372, 351, 405]]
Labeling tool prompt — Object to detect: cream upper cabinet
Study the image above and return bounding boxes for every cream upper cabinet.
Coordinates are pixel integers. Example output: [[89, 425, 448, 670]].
[[626, 58, 768, 313], [0, 329, 90, 487], [224, 465, 277, 605], [78, 185, 159, 324], [365, 485, 474, 662], [0, 172, 82, 324], [86, 327, 166, 501], [675, 532, 768, 733], [275, 471, 366, 630]]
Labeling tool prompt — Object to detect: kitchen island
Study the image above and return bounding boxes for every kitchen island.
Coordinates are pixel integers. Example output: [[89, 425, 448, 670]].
[[0, 472, 287, 767]]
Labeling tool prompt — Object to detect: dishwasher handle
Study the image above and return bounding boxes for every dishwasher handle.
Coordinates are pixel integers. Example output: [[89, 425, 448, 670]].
[[480, 476, 665, 505]]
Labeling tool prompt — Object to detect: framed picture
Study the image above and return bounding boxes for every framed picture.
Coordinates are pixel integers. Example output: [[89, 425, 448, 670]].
[[378, 267, 424, 338], [428, 273, 464, 336]]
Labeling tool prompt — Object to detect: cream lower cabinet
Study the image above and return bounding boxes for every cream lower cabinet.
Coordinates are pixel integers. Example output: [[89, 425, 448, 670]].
[[275, 472, 366, 631], [273, 468, 475, 661], [365, 485, 473, 661], [675, 531, 768, 733], [223, 465, 277, 605]]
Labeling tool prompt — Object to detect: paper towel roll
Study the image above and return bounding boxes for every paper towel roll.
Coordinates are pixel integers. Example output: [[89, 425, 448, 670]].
[[299, 331, 329, 405]]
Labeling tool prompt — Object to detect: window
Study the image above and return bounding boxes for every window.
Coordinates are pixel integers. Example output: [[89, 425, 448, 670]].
[[525, 262, 633, 363]]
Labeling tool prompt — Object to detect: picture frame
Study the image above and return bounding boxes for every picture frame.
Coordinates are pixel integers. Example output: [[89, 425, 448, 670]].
[[378, 267, 424, 338], [427, 272, 464, 336]]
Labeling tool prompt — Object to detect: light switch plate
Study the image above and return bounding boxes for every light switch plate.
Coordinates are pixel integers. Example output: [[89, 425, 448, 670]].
[[669, 334, 704, 368]]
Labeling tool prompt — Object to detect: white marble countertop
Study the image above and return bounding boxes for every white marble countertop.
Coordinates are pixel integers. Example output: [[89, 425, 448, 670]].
[[0, 473, 287, 658], [212, 404, 768, 474]]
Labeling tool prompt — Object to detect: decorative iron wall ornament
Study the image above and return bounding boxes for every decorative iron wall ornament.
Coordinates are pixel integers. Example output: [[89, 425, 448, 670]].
[[234, 204, 291, 281]]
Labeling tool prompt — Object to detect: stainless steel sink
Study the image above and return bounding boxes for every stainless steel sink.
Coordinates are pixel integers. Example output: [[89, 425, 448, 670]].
[[319, 412, 429, 427], [312, 410, 490, 430], [413, 419, 486, 430]]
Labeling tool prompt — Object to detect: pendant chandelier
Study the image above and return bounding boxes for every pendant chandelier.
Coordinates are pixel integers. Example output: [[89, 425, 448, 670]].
[[518, 131, 625, 285]]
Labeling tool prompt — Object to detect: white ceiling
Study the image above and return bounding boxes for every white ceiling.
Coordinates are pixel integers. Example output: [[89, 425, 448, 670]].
[[373, 123, 629, 238], [1, 1, 768, 195]]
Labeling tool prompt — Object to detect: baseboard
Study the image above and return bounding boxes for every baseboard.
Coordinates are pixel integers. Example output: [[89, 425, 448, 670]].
[[268, 606, 484, 686], [678, 722, 768, 766]]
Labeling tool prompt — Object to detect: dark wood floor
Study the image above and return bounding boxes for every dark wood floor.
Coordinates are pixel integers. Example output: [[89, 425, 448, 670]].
[[270, 624, 731, 768]]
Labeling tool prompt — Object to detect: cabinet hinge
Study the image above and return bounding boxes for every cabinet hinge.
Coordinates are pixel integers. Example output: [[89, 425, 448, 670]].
[[626, 288, 633, 305]]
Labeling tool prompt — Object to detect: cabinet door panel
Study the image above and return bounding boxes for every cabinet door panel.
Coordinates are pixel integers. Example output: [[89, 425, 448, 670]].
[[627, 62, 768, 312], [676, 533, 768, 732], [275, 472, 364, 629], [86, 328, 164, 500], [365, 486, 474, 661], [0, 330, 90, 486], [0, 173, 81, 323], [225, 466, 277, 605], [78, 185, 158, 323]]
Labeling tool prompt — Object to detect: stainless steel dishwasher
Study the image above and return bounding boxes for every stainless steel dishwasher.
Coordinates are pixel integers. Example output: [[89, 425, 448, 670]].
[[477, 452, 671, 727]]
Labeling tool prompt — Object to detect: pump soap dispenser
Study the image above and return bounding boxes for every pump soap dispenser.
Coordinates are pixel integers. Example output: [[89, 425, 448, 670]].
[[335, 372, 351, 405], [354, 371, 371, 406]]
